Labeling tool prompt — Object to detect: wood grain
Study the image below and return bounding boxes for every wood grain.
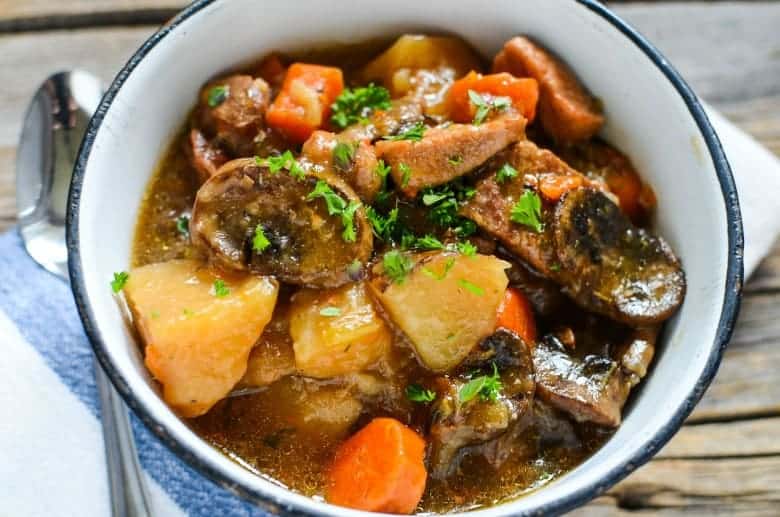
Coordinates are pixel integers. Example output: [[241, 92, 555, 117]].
[[0, 3, 778, 516]]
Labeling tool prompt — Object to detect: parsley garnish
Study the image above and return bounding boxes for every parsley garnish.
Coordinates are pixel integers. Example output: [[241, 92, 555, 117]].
[[458, 278, 484, 296], [510, 190, 543, 232], [383, 250, 413, 284], [252, 225, 271, 252], [175, 215, 190, 237], [213, 279, 230, 298], [456, 241, 477, 256], [421, 181, 477, 237], [307, 180, 362, 242], [365, 206, 398, 241], [374, 159, 393, 202], [110, 271, 129, 293], [468, 90, 511, 125], [422, 257, 456, 280], [496, 163, 518, 184], [459, 363, 503, 403], [330, 83, 391, 129], [332, 141, 356, 171], [319, 307, 342, 317], [207, 85, 229, 107], [406, 384, 436, 403], [182, 308, 195, 318], [398, 163, 412, 188], [448, 155, 464, 166], [257, 150, 305, 180], [383, 121, 425, 142], [414, 234, 445, 250]]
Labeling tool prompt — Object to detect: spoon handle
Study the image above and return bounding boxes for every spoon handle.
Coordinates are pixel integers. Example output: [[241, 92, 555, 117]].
[[94, 362, 153, 517]]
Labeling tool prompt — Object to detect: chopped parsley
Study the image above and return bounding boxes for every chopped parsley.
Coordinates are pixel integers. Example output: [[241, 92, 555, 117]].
[[422, 257, 456, 281], [458, 278, 484, 296], [455, 240, 477, 256], [510, 190, 543, 232], [413, 234, 445, 250], [365, 206, 398, 241], [212, 279, 230, 298], [383, 121, 425, 142], [495, 163, 519, 184], [447, 155, 464, 166], [175, 215, 190, 237], [374, 159, 393, 203], [332, 141, 356, 171], [307, 180, 362, 242], [406, 384, 436, 403], [319, 307, 342, 317], [398, 163, 412, 188], [459, 363, 503, 403], [150, 310, 160, 319], [421, 181, 477, 237], [257, 150, 305, 180], [252, 225, 271, 252], [330, 83, 391, 129], [383, 250, 413, 284], [468, 89, 511, 125], [110, 271, 129, 293], [182, 308, 195, 318], [207, 85, 229, 107]]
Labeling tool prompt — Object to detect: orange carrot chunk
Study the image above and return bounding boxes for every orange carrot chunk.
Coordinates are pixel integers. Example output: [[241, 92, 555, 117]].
[[495, 287, 537, 344], [266, 63, 344, 143], [326, 417, 427, 514], [448, 71, 539, 124]]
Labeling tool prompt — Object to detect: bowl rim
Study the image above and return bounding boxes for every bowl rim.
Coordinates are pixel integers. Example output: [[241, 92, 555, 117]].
[[66, 0, 744, 515]]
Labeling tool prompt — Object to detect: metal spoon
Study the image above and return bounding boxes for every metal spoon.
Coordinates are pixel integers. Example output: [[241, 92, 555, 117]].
[[16, 70, 153, 517]]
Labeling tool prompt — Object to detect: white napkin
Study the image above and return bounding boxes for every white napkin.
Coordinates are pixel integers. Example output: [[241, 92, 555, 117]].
[[0, 107, 777, 517]]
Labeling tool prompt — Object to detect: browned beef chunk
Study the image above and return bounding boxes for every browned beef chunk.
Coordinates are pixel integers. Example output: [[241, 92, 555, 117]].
[[554, 189, 685, 325], [494, 36, 604, 143], [187, 129, 229, 184], [532, 327, 658, 428], [340, 97, 425, 142], [191, 158, 372, 288], [428, 330, 535, 479], [376, 115, 526, 197], [301, 130, 381, 202]]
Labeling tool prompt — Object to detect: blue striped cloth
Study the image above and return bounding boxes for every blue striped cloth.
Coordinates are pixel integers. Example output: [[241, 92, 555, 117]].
[[0, 229, 267, 517]]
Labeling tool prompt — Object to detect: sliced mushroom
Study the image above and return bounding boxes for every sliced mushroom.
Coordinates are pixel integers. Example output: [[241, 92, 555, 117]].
[[191, 158, 373, 288], [553, 188, 685, 325]]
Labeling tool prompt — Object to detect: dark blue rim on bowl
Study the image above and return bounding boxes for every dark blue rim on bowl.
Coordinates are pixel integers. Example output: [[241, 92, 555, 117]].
[[67, 1, 744, 515]]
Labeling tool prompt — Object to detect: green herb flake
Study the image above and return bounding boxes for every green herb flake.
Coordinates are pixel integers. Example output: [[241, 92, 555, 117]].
[[447, 155, 464, 166], [207, 85, 229, 108], [252, 225, 271, 253], [213, 279, 230, 298], [383, 250, 413, 284], [319, 306, 342, 317], [422, 257, 456, 281], [550, 262, 561, 272], [510, 190, 543, 233], [332, 141, 356, 171], [458, 278, 484, 296], [258, 150, 305, 180], [330, 84, 391, 129], [383, 121, 425, 142], [340, 200, 362, 243], [366, 206, 398, 241], [468, 89, 511, 125], [495, 163, 518, 184], [406, 383, 436, 403], [346, 259, 362, 278], [307, 180, 347, 214], [399, 163, 412, 188], [414, 234, 445, 250], [374, 159, 393, 203], [456, 241, 478, 256], [182, 308, 195, 318], [150, 310, 160, 319], [110, 271, 129, 293], [175, 215, 190, 237], [459, 363, 503, 403]]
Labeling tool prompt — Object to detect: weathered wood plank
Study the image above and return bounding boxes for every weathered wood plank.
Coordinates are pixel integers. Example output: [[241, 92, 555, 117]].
[[657, 416, 780, 459]]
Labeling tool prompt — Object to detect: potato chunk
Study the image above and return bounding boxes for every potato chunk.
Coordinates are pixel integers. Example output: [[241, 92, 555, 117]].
[[124, 259, 278, 417], [369, 252, 510, 372], [289, 282, 392, 378]]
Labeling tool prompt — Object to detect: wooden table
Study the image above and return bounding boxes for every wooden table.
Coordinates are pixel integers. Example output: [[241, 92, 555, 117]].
[[1, 2, 778, 515]]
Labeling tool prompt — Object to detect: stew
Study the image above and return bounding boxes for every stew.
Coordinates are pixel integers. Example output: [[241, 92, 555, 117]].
[[119, 33, 685, 513]]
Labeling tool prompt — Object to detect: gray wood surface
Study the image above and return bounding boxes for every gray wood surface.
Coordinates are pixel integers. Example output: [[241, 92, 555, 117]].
[[0, 2, 778, 515]]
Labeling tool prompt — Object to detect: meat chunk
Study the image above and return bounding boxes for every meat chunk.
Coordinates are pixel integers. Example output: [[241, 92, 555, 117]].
[[554, 188, 685, 325], [301, 130, 381, 202], [191, 158, 373, 288], [428, 330, 536, 478], [340, 97, 425, 142], [375, 115, 526, 197], [196, 74, 271, 155], [187, 128, 229, 183], [494, 36, 603, 142]]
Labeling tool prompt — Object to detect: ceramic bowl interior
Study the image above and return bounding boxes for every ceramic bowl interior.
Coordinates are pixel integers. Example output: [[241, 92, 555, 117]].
[[68, 0, 742, 515]]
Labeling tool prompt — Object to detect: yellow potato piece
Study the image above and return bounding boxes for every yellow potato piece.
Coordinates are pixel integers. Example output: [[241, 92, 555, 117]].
[[289, 282, 392, 378], [370, 252, 510, 372], [124, 259, 278, 417]]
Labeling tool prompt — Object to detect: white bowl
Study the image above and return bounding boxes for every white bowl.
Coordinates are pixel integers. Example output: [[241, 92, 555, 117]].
[[67, 0, 743, 515]]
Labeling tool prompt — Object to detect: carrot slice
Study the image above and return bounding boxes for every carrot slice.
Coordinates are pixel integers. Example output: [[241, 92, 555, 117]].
[[266, 63, 344, 143], [326, 417, 427, 514], [495, 287, 537, 344], [448, 71, 538, 124], [537, 172, 586, 202]]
